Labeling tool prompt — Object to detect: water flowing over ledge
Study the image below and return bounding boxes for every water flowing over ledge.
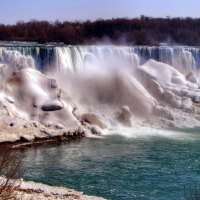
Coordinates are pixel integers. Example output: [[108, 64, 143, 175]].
[[2, 45, 200, 73], [0, 44, 200, 145]]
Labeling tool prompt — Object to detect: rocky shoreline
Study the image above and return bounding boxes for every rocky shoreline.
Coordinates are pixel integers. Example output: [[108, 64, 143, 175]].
[[0, 100, 86, 148], [0, 48, 200, 147], [1, 44, 200, 200], [0, 177, 106, 200], [0, 129, 85, 149]]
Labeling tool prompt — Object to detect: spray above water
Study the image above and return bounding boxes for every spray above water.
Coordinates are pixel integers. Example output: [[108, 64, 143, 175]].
[[0, 45, 200, 142]]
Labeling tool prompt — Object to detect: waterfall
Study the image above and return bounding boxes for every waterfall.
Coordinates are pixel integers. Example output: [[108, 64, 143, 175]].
[[0, 45, 200, 76], [0, 43, 200, 131], [0, 46, 56, 71]]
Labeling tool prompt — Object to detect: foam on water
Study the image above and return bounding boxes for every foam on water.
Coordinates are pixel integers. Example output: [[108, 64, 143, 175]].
[[1, 43, 199, 200], [102, 125, 194, 140], [17, 126, 200, 200], [0, 44, 200, 138]]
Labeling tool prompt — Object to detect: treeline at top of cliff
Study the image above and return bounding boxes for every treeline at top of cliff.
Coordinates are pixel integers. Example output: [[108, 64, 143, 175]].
[[1, 16, 200, 46]]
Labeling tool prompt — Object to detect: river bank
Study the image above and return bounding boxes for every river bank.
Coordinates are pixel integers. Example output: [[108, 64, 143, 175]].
[[0, 177, 106, 200], [16, 130, 200, 200]]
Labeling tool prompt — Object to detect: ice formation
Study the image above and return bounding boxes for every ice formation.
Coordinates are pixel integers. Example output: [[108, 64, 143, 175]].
[[0, 45, 200, 142]]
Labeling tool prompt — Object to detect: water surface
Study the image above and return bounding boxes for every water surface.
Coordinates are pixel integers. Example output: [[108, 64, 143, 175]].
[[18, 127, 200, 200]]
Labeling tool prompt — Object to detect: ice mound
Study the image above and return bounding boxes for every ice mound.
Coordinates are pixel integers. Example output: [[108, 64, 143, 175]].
[[139, 59, 200, 100], [0, 47, 200, 143], [0, 50, 79, 131], [116, 70, 157, 116], [140, 59, 188, 91]]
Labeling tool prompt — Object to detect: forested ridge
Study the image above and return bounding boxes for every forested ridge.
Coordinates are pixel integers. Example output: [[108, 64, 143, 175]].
[[1, 16, 200, 45]]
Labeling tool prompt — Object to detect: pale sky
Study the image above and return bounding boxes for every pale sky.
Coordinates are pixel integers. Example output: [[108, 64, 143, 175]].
[[0, 0, 199, 24]]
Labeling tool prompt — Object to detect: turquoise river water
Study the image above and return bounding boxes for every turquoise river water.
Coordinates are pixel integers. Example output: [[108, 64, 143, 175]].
[[18, 127, 200, 200]]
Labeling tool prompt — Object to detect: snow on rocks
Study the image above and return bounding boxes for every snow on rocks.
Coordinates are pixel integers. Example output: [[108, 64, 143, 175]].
[[138, 59, 200, 113], [186, 71, 199, 84], [164, 90, 182, 109], [182, 97, 194, 113], [0, 177, 106, 200], [0, 47, 200, 142], [139, 59, 188, 92], [153, 105, 174, 121], [148, 79, 164, 100], [116, 70, 157, 116]]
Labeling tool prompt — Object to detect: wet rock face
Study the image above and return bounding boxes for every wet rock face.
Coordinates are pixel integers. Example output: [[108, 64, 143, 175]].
[[50, 79, 58, 89], [81, 113, 107, 129], [153, 105, 174, 121], [194, 96, 200, 103], [90, 126, 103, 135], [115, 106, 132, 126], [148, 79, 164, 100], [186, 71, 198, 84], [182, 97, 194, 113], [163, 90, 195, 113], [41, 101, 63, 112], [0, 64, 7, 90], [164, 90, 182, 109]]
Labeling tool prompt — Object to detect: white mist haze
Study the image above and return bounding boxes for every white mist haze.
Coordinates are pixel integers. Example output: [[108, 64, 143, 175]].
[[0, 45, 200, 139]]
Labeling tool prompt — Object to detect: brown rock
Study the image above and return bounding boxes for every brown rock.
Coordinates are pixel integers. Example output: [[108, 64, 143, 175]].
[[186, 71, 198, 84], [148, 79, 164, 99], [164, 90, 182, 109], [81, 113, 106, 129], [153, 105, 174, 120], [91, 127, 102, 135], [115, 106, 132, 126]]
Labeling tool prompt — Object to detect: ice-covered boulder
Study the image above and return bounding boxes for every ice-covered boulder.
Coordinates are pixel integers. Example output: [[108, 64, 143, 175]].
[[148, 79, 164, 100], [153, 105, 174, 120], [186, 71, 199, 84], [0, 58, 79, 129], [116, 70, 157, 116], [164, 90, 182, 109], [115, 105, 133, 126], [138, 59, 200, 107], [139, 59, 188, 92], [41, 100, 63, 111], [81, 113, 107, 129], [182, 97, 194, 113]]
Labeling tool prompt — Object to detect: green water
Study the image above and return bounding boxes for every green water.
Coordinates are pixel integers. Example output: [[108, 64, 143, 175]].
[[18, 127, 200, 200]]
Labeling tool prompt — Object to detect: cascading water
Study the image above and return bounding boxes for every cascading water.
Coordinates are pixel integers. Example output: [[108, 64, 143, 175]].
[[1, 46, 55, 71], [49, 45, 200, 129], [1, 44, 200, 131], [1, 44, 200, 200], [52, 45, 199, 75], [0, 45, 199, 75]]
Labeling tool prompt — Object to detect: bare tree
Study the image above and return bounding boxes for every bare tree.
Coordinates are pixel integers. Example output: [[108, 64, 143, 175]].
[[0, 146, 21, 200], [1, 17, 200, 45]]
